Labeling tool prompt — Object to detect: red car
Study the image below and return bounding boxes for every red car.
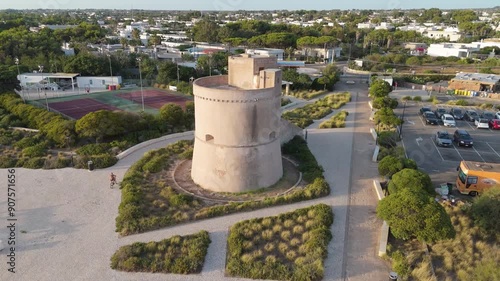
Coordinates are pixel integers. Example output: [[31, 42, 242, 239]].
[[489, 119, 500, 130]]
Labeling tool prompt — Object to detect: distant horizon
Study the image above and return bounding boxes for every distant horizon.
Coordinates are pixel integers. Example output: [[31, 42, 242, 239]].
[[0, 0, 497, 11]]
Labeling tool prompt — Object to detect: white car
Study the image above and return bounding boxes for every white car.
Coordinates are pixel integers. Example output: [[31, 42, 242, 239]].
[[475, 118, 489, 129], [441, 114, 456, 127], [496, 112, 500, 120]]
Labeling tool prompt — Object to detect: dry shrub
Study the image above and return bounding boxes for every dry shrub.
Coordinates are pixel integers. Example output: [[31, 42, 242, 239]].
[[278, 242, 289, 254], [262, 229, 274, 240], [252, 249, 263, 259], [265, 255, 276, 263], [293, 225, 304, 235], [281, 230, 292, 241], [242, 241, 253, 250], [290, 238, 301, 247], [286, 250, 297, 261], [272, 224, 282, 233], [284, 219, 295, 228], [261, 218, 273, 227], [241, 254, 254, 263], [264, 242, 275, 252], [301, 231, 311, 242]]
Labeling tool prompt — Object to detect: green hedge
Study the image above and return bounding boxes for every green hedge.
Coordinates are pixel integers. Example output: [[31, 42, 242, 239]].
[[76, 143, 111, 155], [319, 110, 349, 129], [226, 204, 333, 281], [111, 230, 210, 274]]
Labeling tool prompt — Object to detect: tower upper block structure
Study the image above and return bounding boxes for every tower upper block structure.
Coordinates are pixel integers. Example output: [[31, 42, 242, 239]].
[[191, 54, 283, 192]]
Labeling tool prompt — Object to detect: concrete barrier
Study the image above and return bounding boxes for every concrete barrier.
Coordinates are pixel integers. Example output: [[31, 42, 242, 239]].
[[372, 145, 379, 162], [373, 180, 385, 200], [117, 131, 194, 160], [373, 179, 389, 257], [378, 221, 389, 257], [370, 128, 377, 141]]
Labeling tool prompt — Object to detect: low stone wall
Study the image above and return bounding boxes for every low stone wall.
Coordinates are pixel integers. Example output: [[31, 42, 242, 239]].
[[373, 179, 389, 257], [116, 131, 194, 160]]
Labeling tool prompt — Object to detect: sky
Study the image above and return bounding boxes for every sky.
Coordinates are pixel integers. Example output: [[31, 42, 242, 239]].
[[0, 0, 497, 11]]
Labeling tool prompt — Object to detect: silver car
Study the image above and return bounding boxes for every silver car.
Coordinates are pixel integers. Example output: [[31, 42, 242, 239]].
[[441, 114, 456, 127], [434, 131, 453, 147]]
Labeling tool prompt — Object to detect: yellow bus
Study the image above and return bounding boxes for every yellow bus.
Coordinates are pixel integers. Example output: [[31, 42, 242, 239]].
[[456, 161, 500, 196]]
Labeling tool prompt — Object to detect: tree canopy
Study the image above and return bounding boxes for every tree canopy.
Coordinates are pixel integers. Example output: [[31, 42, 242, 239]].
[[387, 168, 434, 195], [377, 188, 455, 243]]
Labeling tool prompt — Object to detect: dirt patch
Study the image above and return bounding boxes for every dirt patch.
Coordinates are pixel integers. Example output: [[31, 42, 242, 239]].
[[171, 157, 304, 202]]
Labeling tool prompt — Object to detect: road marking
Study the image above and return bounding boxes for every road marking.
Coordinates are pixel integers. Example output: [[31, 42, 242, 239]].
[[465, 121, 476, 131], [418, 116, 426, 126], [416, 137, 423, 146], [472, 146, 486, 162], [401, 138, 408, 159], [430, 137, 445, 161], [486, 142, 500, 159], [405, 118, 415, 125], [452, 144, 464, 160]]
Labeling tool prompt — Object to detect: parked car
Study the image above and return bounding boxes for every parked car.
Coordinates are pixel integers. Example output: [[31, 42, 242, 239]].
[[475, 118, 489, 129], [480, 111, 495, 121], [495, 112, 500, 120], [434, 131, 453, 147], [434, 108, 447, 119], [419, 106, 432, 115], [424, 112, 439, 125], [464, 110, 479, 122], [441, 114, 456, 127], [489, 119, 500, 130], [453, 129, 473, 147], [450, 108, 464, 120]]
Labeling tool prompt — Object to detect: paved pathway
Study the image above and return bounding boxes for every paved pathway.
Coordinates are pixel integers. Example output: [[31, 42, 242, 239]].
[[0, 89, 388, 281]]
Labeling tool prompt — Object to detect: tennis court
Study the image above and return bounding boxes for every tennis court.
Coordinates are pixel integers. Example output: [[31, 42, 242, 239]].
[[30, 87, 193, 119], [116, 89, 189, 109], [48, 98, 120, 119]]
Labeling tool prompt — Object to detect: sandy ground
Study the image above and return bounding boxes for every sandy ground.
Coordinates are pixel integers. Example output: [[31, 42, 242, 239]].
[[0, 88, 389, 281]]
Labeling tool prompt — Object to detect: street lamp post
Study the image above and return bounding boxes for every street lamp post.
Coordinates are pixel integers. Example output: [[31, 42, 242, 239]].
[[399, 102, 407, 139], [137, 57, 145, 111], [14, 57, 25, 102], [107, 53, 114, 88], [177, 61, 180, 83], [39, 65, 49, 111]]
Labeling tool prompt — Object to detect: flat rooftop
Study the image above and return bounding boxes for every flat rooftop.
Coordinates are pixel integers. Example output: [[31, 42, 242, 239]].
[[453, 72, 500, 84], [21, 72, 80, 78]]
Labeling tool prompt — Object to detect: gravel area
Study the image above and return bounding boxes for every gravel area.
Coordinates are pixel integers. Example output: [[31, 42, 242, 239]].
[[0, 87, 388, 281]]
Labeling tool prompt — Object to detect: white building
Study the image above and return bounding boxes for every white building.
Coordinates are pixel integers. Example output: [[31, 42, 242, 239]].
[[61, 42, 75, 56], [17, 72, 79, 91], [245, 48, 284, 60], [427, 43, 480, 58], [375, 22, 394, 30], [422, 28, 462, 42], [357, 23, 376, 29], [76, 76, 122, 89]]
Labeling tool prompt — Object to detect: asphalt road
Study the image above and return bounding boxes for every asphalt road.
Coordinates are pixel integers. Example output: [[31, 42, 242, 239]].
[[396, 102, 500, 186]]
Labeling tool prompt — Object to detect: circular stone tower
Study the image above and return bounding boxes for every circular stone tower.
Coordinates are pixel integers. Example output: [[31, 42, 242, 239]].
[[191, 54, 283, 193]]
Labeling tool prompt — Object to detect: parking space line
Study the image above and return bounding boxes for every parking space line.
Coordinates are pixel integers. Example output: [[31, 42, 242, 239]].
[[429, 137, 445, 161], [418, 116, 426, 126], [486, 142, 500, 159], [472, 146, 486, 162], [465, 121, 476, 131], [452, 144, 464, 160]]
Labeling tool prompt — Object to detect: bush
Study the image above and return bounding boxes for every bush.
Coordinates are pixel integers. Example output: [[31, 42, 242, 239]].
[[110, 230, 210, 274], [401, 96, 412, 101], [388, 168, 434, 195], [378, 156, 404, 178], [22, 157, 46, 169], [226, 204, 333, 280], [372, 97, 398, 109], [470, 187, 500, 236], [412, 96, 422, 101], [76, 143, 111, 156], [391, 251, 410, 278], [22, 142, 48, 158], [455, 99, 468, 106], [377, 188, 455, 242], [377, 131, 398, 149]]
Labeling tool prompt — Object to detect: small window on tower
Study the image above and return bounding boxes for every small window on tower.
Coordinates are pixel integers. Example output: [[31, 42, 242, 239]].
[[205, 134, 214, 142], [269, 131, 276, 140]]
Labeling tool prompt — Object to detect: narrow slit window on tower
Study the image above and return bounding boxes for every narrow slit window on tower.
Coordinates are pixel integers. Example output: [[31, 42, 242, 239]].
[[269, 131, 276, 140], [205, 134, 214, 142]]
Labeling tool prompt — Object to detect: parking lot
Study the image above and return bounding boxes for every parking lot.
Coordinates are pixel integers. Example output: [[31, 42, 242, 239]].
[[396, 102, 500, 184]]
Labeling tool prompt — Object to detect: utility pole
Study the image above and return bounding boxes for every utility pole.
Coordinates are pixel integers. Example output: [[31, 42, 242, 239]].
[[15, 57, 25, 102], [107, 53, 114, 88], [137, 57, 144, 111], [39, 65, 49, 111]]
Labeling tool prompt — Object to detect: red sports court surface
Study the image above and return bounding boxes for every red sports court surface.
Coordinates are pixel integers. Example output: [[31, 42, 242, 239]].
[[116, 89, 189, 109], [49, 98, 120, 119]]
